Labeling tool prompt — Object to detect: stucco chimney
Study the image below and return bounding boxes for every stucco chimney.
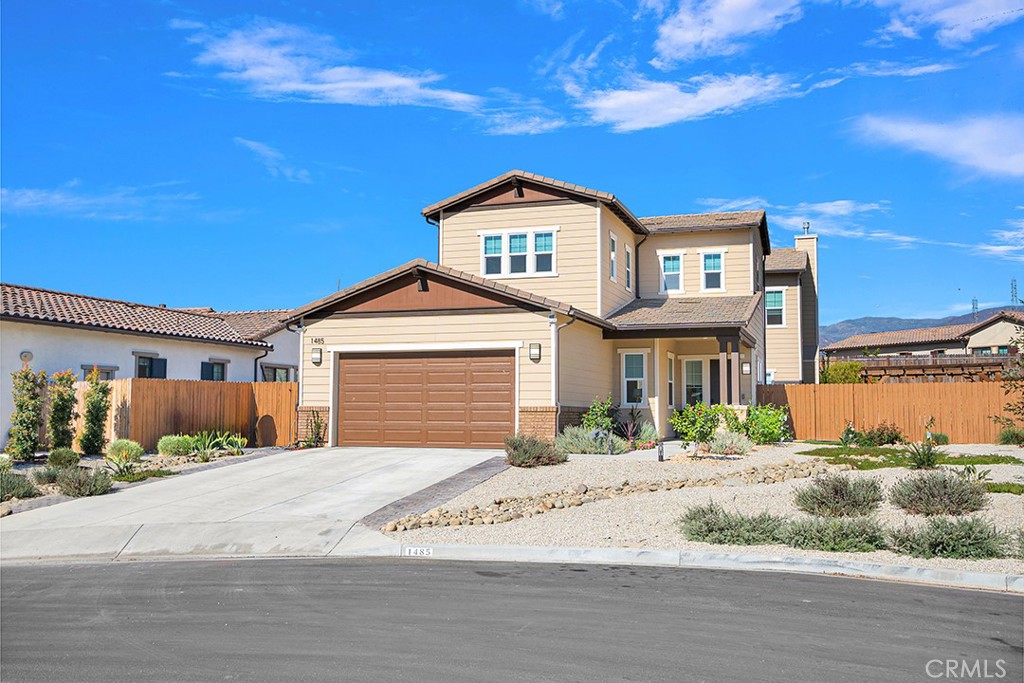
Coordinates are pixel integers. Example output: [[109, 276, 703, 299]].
[[794, 232, 817, 283], [794, 231, 819, 382]]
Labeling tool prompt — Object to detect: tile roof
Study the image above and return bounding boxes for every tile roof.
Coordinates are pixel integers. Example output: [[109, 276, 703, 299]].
[[765, 248, 808, 273], [604, 295, 761, 328], [421, 169, 648, 234], [1, 283, 272, 348], [826, 310, 1024, 352], [213, 310, 291, 341], [640, 210, 770, 253]]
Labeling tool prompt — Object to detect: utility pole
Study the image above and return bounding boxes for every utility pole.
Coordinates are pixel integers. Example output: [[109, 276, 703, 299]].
[[972, 297, 979, 323]]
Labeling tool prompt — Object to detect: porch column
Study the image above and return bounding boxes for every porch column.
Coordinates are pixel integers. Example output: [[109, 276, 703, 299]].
[[718, 339, 729, 405], [730, 339, 741, 405]]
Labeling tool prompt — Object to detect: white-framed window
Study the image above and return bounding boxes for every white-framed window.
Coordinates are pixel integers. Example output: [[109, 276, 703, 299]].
[[667, 352, 675, 408], [658, 250, 684, 293], [701, 250, 726, 291], [620, 350, 648, 406], [765, 369, 776, 385], [624, 246, 633, 290], [684, 359, 703, 405], [81, 365, 117, 380], [609, 234, 617, 281], [478, 227, 559, 278], [766, 288, 785, 327]]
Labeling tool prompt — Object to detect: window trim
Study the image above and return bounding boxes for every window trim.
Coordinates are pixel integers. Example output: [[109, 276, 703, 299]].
[[699, 248, 727, 293], [618, 348, 649, 407], [477, 226, 560, 279], [624, 245, 633, 291], [609, 233, 618, 282], [133, 352, 163, 379], [261, 363, 296, 382], [683, 358, 704, 406], [81, 364, 118, 380], [657, 249, 686, 294], [765, 286, 787, 327], [667, 352, 675, 409]]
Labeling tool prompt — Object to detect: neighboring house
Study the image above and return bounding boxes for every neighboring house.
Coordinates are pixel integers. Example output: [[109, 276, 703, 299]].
[[288, 170, 821, 448], [763, 237, 820, 384], [0, 283, 299, 448], [824, 311, 1024, 358]]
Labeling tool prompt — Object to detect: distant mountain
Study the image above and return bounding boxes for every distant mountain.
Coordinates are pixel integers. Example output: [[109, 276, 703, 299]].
[[820, 306, 1024, 347]]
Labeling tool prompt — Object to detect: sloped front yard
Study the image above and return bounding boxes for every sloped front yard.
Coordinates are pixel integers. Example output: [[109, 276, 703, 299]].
[[387, 443, 1024, 575]]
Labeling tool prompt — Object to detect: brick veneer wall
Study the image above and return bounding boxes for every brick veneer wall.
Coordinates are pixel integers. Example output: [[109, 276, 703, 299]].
[[297, 405, 329, 446], [518, 405, 589, 440], [557, 406, 587, 432]]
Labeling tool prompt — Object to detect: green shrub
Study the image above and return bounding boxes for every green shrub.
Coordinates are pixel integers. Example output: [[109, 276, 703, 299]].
[[78, 368, 112, 455], [157, 434, 195, 457], [784, 517, 888, 552], [669, 403, 723, 447], [0, 455, 11, 474], [902, 441, 943, 469], [57, 467, 113, 497], [222, 433, 247, 455], [47, 447, 80, 469], [889, 518, 1009, 559], [743, 403, 790, 444], [105, 439, 144, 476], [300, 410, 326, 448], [554, 425, 629, 455], [856, 422, 905, 447], [1, 471, 39, 500], [890, 470, 987, 516], [821, 361, 863, 384], [503, 434, 567, 468], [679, 503, 788, 545], [638, 421, 659, 442], [930, 432, 950, 445], [46, 369, 78, 450], [6, 367, 47, 461], [986, 482, 1024, 495], [708, 431, 754, 455], [581, 395, 617, 434], [113, 468, 177, 483], [1014, 529, 1024, 560], [996, 426, 1024, 446], [31, 465, 62, 485], [793, 474, 883, 517]]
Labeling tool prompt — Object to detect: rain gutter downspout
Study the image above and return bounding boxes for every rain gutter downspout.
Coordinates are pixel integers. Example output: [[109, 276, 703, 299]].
[[551, 311, 578, 432], [634, 234, 648, 299]]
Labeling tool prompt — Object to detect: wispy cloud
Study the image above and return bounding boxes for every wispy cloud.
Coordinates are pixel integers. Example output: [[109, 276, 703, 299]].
[[233, 137, 311, 183], [866, 0, 1024, 45], [649, 0, 803, 65], [855, 113, 1024, 178], [840, 60, 958, 77], [520, 0, 565, 19], [0, 180, 200, 221], [577, 72, 797, 131], [175, 18, 481, 112]]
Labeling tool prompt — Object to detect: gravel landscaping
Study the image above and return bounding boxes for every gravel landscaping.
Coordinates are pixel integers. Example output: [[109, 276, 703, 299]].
[[389, 442, 1024, 574]]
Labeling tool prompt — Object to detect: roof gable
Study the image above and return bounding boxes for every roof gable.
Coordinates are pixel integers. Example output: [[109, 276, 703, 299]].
[[641, 210, 771, 254]]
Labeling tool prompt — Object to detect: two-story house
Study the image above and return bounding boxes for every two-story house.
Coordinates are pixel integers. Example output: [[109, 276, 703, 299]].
[[288, 170, 819, 448]]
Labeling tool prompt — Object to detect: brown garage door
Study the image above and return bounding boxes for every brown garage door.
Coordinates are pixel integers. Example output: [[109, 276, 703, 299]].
[[337, 351, 515, 448]]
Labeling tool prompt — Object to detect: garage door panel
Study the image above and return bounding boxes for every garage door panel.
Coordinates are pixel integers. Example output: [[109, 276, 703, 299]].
[[338, 351, 515, 448]]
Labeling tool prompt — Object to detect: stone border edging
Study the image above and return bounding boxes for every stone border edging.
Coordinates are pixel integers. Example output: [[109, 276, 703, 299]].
[[387, 542, 1024, 594]]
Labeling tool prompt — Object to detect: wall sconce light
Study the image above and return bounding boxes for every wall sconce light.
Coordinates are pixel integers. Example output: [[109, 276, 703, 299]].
[[742, 361, 751, 375], [312, 347, 323, 365], [528, 343, 542, 362]]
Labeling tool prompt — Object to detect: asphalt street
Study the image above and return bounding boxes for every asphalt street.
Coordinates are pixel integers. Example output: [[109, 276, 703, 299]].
[[1, 559, 1021, 683]]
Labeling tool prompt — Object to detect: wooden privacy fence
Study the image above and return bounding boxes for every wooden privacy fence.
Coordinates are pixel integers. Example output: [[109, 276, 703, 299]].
[[72, 379, 298, 451], [757, 383, 1013, 444]]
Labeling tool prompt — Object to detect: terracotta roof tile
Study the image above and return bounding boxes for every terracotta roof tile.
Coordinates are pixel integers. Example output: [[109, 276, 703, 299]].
[[825, 310, 1024, 352], [765, 248, 808, 273], [216, 309, 291, 340], [2, 283, 272, 348]]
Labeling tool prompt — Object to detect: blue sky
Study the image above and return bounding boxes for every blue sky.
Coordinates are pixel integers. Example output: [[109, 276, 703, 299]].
[[1, 1, 1021, 324]]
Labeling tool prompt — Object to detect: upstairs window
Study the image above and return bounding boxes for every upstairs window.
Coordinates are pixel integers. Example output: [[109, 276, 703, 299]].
[[479, 228, 558, 278], [766, 289, 785, 326], [625, 246, 633, 290], [660, 254, 682, 293], [609, 234, 617, 281], [483, 235, 503, 275], [534, 232, 553, 273], [702, 252, 724, 291], [509, 233, 528, 274]]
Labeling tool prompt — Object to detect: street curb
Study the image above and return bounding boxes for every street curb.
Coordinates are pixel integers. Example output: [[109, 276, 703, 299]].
[[389, 542, 1024, 593]]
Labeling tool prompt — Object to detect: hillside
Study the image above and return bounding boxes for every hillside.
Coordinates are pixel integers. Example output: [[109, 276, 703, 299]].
[[820, 306, 1024, 347]]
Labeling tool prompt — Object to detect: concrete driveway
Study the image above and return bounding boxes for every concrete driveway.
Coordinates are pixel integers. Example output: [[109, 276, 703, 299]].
[[0, 447, 499, 562]]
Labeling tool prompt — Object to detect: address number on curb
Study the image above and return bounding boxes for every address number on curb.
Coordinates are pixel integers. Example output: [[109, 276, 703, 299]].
[[404, 547, 433, 557]]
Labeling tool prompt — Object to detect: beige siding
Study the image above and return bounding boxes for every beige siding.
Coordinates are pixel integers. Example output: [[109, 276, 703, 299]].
[[968, 319, 1022, 352], [600, 206, 637, 316], [794, 235, 819, 382], [638, 229, 754, 298], [299, 311, 552, 408], [440, 200, 600, 314], [558, 317, 615, 408], [765, 276, 801, 382]]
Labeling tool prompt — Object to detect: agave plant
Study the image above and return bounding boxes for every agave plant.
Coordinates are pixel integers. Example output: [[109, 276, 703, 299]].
[[191, 431, 226, 462], [222, 433, 247, 456]]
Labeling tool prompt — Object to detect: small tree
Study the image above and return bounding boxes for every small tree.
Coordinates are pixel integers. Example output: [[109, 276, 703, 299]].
[[6, 367, 47, 461], [821, 360, 864, 384], [995, 326, 1024, 432], [78, 368, 112, 456], [47, 370, 78, 450]]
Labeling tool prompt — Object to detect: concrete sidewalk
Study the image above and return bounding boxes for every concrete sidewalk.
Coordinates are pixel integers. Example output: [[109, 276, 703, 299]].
[[0, 446, 499, 561]]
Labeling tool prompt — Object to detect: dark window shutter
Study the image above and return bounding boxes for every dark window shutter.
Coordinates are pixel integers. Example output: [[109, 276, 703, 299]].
[[200, 362, 213, 381], [151, 358, 167, 379]]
